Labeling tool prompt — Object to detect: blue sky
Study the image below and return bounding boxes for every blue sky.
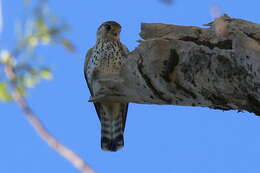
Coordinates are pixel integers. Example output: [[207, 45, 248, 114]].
[[1, 0, 260, 173]]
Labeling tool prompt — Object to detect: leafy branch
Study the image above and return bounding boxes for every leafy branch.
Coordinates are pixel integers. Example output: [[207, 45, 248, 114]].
[[0, 0, 94, 172]]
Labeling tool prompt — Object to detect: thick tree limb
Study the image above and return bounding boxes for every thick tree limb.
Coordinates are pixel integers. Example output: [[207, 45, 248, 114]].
[[5, 65, 95, 173], [90, 14, 260, 116]]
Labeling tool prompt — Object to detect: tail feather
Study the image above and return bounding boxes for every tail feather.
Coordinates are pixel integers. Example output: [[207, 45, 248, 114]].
[[101, 134, 124, 152], [101, 119, 124, 152]]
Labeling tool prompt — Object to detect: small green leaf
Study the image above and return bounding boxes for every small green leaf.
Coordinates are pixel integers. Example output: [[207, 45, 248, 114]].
[[0, 83, 12, 102], [27, 36, 39, 48], [41, 34, 51, 44], [0, 50, 13, 65], [36, 19, 48, 33], [23, 75, 40, 88], [16, 86, 26, 97], [40, 69, 53, 80]]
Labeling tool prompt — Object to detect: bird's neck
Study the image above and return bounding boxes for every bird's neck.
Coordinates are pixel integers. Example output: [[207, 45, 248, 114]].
[[97, 36, 120, 43]]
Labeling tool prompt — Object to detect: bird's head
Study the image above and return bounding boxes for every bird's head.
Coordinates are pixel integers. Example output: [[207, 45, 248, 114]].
[[97, 21, 121, 41]]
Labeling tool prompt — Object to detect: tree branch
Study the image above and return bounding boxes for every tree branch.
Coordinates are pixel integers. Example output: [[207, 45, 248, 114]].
[[90, 14, 260, 116], [4, 64, 95, 173]]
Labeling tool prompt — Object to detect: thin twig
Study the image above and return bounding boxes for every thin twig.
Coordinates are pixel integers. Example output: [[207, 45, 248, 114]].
[[5, 64, 95, 173]]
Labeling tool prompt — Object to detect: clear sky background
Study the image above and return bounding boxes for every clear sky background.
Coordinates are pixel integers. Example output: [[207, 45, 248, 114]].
[[1, 0, 260, 173]]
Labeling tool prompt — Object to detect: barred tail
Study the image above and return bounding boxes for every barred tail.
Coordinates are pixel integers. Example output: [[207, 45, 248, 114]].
[[101, 117, 124, 152]]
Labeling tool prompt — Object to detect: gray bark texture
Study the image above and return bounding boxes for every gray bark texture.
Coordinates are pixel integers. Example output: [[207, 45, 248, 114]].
[[90, 14, 260, 116]]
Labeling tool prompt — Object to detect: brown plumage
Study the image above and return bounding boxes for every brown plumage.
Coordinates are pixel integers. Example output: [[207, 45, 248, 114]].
[[84, 21, 129, 151]]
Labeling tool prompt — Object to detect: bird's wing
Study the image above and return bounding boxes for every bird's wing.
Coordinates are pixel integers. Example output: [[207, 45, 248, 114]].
[[121, 44, 129, 57], [120, 103, 129, 132], [84, 47, 102, 121], [120, 44, 129, 132]]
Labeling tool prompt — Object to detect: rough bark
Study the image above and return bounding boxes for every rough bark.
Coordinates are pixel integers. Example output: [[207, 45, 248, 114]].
[[90, 14, 260, 116]]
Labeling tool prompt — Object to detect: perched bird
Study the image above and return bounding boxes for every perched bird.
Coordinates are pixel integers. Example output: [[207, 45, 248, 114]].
[[84, 21, 129, 152]]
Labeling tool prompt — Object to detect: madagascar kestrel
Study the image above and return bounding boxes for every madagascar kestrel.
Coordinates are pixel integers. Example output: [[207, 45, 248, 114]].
[[84, 21, 129, 152]]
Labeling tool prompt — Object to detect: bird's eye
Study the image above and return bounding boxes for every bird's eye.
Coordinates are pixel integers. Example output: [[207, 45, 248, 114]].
[[104, 24, 111, 31]]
